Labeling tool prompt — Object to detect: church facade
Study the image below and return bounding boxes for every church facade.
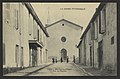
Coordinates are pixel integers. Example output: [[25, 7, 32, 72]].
[[45, 19, 83, 62]]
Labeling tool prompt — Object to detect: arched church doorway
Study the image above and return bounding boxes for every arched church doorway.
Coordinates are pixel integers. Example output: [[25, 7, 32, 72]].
[[61, 48, 67, 61]]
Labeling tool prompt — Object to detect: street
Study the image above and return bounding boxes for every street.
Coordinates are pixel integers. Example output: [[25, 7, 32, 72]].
[[28, 62, 89, 76]]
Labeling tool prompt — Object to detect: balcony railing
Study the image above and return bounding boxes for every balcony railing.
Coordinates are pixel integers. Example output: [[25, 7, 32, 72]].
[[29, 40, 44, 48]]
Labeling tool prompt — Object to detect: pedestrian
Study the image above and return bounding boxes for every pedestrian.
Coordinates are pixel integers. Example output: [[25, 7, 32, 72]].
[[67, 57, 69, 63], [73, 55, 75, 63], [61, 58, 63, 63], [56, 59, 57, 63], [52, 58, 54, 63]]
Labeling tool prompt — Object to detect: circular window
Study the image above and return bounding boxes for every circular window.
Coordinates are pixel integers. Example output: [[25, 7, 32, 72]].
[[62, 24, 64, 26], [61, 36, 66, 42]]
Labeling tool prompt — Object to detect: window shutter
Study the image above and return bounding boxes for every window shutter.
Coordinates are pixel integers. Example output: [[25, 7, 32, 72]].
[[33, 20, 37, 39], [39, 29, 41, 42], [3, 43, 5, 65], [15, 45, 19, 66], [14, 9, 16, 27], [101, 11, 104, 33], [37, 29, 39, 41], [17, 10, 19, 29], [100, 7, 106, 34], [28, 14, 31, 35], [5, 3, 10, 23], [99, 12, 101, 33], [21, 47, 23, 66], [40, 30, 42, 42], [93, 22, 95, 40], [35, 23, 38, 39], [28, 14, 32, 35], [91, 23, 93, 40], [94, 17, 98, 39], [14, 9, 18, 30], [33, 20, 35, 39], [91, 23, 95, 40], [101, 9, 105, 33]]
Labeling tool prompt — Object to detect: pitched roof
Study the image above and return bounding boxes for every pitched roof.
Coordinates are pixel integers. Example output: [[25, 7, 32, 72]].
[[45, 19, 83, 29]]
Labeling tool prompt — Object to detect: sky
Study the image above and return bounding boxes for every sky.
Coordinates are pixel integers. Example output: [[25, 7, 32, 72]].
[[31, 3, 100, 31]]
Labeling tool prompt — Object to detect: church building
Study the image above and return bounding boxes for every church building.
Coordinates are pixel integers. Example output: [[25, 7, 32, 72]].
[[45, 19, 83, 62]]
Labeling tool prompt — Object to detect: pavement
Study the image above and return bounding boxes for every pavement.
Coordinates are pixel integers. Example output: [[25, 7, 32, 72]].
[[4, 63, 53, 76], [75, 63, 117, 76], [71, 63, 94, 76]]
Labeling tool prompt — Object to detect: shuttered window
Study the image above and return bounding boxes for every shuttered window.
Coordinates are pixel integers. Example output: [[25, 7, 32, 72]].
[[3, 43, 5, 65], [5, 3, 10, 23], [15, 45, 19, 66], [111, 36, 114, 45], [33, 20, 36, 39], [99, 6, 106, 34], [14, 9, 19, 30], [94, 16, 98, 40], [91, 23, 95, 40], [40, 30, 42, 42], [37, 29, 39, 41], [28, 14, 33, 35], [33, 20, 37, 39], [21, 47, 24, 66]]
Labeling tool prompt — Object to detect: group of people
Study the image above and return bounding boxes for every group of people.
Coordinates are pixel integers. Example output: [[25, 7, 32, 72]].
[[60, 57, 69, 63], [52, 57, 69, 63], [52, 58, 57, 63]]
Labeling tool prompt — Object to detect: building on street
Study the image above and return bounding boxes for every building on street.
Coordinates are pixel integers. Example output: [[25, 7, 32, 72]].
[[77, 3, 117, 74], [2, 2, 49, 74], [45, 19, 83, 62]]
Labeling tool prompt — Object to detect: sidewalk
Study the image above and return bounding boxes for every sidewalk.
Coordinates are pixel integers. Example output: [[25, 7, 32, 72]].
[[75, 63, 117, 76], [4, 63, 53, 76], [71, 62, 93, 76]]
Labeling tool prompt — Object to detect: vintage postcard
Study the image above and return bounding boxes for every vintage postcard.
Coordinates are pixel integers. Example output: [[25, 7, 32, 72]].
[[2, 2, 117, 76]]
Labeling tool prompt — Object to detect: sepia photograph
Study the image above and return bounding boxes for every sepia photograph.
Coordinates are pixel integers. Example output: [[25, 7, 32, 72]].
[[2, 2, 117, 76]]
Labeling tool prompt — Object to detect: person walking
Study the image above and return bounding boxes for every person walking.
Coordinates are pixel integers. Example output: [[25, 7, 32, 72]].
[[56, 59, 57, 63], [61, 58, 63, 63], [67, 56, 69, 63], [52, 58, 54, 63], [73, 55, 75, 63]]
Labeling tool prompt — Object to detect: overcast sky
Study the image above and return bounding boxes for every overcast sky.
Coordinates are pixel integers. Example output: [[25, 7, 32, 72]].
[[31, 3, 100, 30]]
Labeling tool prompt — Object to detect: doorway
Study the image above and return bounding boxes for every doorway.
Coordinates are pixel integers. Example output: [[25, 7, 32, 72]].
[[29, 45, 38, 67], [20, 47, 23, 67], [32, 49, 37, 67], [90, 46, 92, 66], [61, 48, 67, 61], [98, 40, 103, 69]]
